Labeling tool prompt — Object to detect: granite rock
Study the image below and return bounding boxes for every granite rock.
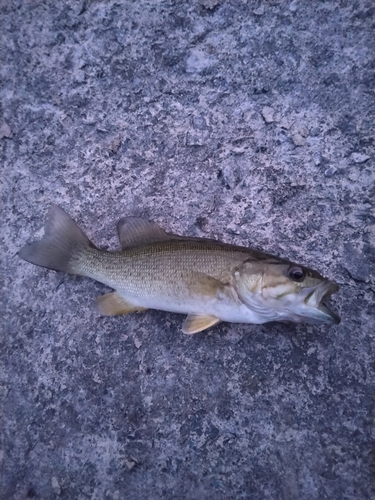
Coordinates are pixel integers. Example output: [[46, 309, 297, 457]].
[[1, 1, 374, 499]]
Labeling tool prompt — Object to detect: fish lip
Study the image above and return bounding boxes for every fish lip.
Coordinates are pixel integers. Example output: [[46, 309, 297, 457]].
[[304, 281, 340, 324], [317, 302, 341, 324]]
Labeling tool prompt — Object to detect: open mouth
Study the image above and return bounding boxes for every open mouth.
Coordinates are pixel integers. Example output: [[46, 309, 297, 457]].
[[305, 281, 341, 324]]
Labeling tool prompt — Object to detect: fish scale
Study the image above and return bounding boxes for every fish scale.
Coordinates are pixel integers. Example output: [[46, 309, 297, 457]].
[[18, 205, 340, 333], [75, 241, 249, 300]]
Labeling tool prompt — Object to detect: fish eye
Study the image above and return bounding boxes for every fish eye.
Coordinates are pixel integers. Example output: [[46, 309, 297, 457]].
[[288, 266, 305, 282]]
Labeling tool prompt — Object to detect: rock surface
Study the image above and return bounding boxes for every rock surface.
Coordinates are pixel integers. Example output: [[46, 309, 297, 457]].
[[1, 1, 374, 499]]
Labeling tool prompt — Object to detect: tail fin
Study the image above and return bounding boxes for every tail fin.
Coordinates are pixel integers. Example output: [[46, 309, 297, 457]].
[[18, 205, 94, 274]]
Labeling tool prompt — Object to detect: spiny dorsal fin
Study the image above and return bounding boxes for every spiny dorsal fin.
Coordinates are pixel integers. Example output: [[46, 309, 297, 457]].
[[96, 292, 147, 316], [117, 217, 175, 249], [182, 314, 221, 334]]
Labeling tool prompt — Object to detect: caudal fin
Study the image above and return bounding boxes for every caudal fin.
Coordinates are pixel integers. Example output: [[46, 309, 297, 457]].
[[18, 205, 94, 274]]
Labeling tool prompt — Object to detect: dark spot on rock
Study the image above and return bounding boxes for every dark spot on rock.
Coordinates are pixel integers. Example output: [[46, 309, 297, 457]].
[[195, 216, 207, 229], [323, 73, 340, 86]]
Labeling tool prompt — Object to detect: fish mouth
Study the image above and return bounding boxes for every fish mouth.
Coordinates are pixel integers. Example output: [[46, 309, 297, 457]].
[[303, 281, 340, 324]]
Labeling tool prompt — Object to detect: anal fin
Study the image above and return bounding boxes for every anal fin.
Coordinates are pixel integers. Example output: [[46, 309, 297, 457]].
[[96, 292, 147, 316], [182, 314, 221, 334]]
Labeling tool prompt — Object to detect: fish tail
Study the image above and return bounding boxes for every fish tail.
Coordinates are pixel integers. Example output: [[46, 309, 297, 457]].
[[18, 205, 94, 274]]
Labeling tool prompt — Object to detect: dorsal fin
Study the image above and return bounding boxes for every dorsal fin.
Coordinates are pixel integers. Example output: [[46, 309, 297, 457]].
[[117, 217, 174, 249]]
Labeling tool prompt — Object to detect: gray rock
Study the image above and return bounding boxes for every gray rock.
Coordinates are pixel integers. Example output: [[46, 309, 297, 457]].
[[279, 116, 292, 130], [289, 1, 299, 13], [253, 5, 265, 16], [291, 133, 306, 146], [261, 106, 275, 124], [2, 1, 374, 499], [0, 121, 12, 139], [324, 166, 337, 177], [51, 477, 61, 496], [186, 48, 217, 74], [351, 152, 371, 163], [199, 0, 222, 9], [73, 69, 86, 83], [291, 122, 309, 146], [343, 243, 374, 283], [219, 157, 243, 189]]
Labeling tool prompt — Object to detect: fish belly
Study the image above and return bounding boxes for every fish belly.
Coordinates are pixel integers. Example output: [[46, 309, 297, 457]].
[[115, 287, 271, 325]]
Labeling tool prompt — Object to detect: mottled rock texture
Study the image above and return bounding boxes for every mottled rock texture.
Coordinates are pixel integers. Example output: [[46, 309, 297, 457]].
[[1, 1, 374, 499]]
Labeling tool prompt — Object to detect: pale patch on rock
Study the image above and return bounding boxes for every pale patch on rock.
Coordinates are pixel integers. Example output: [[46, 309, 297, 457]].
[[351, 152, 370, 164], [291, 122, 309, 146], [261, 106, 275, 124], [51, 477, 61, 495], [0, 121, 12, 139], [134, 337, 142, 349], [186, 48, 217, 74]]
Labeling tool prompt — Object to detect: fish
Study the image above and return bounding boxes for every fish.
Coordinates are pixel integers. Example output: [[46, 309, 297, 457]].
[[18, 205, 340, 334]]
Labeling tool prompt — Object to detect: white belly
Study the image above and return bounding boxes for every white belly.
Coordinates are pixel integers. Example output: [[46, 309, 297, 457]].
[[116, 286, 279, 325]]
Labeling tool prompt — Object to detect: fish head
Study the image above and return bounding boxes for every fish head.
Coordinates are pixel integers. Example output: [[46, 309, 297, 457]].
[[233, 259, 340, 324]]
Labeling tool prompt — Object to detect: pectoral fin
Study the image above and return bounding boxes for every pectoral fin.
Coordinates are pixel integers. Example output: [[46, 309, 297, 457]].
[[182, 314, 221, 334], [189, 272, 226, 297], [96, 292, 147, 316]]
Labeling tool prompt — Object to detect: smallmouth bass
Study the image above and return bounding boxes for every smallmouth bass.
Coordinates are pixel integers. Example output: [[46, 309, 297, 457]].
[[18, 205, 340, 333]]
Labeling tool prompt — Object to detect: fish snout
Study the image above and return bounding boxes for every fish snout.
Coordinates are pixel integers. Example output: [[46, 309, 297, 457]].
[[304, 281, 340, 324]]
